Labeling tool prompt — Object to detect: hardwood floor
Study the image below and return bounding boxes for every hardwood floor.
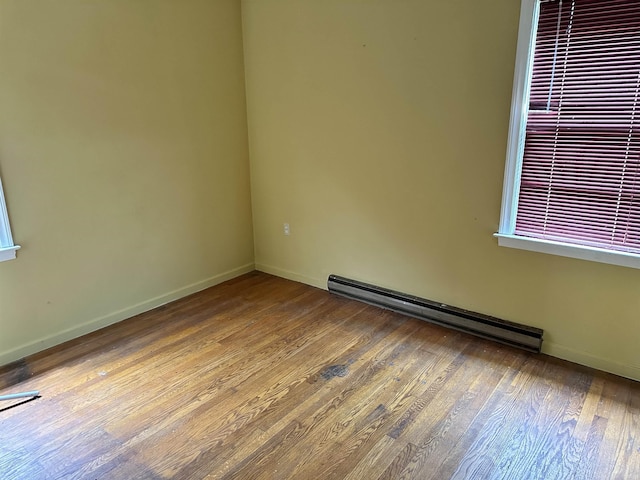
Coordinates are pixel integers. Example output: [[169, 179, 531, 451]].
[[0, 271, 638, 479]]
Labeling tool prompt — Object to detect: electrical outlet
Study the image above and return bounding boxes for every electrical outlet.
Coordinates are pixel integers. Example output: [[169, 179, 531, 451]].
[[283, 223, 290, 236]]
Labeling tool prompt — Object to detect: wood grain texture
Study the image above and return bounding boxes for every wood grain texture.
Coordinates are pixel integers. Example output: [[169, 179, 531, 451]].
[[1, 271, 639, 479]]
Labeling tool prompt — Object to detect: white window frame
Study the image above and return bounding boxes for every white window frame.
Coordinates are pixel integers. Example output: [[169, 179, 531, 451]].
[[494, 0, 640, 270], [0, 176, 20, 262]]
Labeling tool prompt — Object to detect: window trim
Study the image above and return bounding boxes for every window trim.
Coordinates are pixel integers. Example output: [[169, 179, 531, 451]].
[[495, 0, 640, 270], [0, 176, 20, 262]]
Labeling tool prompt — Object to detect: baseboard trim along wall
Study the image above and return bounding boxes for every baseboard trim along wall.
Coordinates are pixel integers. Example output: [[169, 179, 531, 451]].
[[255, 263, 325, 290], [6, 262, 637, 383], [543, 342, 640, 382], [0, 263, 255, 368]]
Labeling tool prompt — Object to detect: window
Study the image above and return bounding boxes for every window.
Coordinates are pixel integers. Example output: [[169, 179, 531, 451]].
[[0, 175, 19, 262], [496, 0, 640, 269]]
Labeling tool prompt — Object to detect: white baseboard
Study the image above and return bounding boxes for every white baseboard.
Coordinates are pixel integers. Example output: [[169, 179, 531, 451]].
[[0, 263, 255, 368], [543, 341, 640, 382], [255, 263, 325, 290]]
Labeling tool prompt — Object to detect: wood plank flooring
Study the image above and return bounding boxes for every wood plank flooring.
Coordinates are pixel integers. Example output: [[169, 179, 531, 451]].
[[0, 271, 638, 479]]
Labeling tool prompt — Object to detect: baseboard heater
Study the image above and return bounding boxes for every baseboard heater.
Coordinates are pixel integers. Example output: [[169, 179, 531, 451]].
[[327, 275, 543, 353]]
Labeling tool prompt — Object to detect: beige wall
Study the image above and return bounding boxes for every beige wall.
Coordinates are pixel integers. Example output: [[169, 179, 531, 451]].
[[1, 0, 638, 382], [242, 0, 640, 380], [0, 0, 254, 365]]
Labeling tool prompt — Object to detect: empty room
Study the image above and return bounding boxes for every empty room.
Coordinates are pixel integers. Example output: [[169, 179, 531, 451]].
[[0, 0, 638, 478]]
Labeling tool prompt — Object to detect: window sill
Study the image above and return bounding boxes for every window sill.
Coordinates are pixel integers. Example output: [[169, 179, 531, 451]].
[[494, 233, 640, 270], [0, 245, 20, 262]]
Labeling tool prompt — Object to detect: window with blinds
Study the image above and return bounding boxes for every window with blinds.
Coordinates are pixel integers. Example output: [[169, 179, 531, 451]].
[[517, 0, 640, 253], [0, 175, 19, 262], [496, 0, 640, 268]]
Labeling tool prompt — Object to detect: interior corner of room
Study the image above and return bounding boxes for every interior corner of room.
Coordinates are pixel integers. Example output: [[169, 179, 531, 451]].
[[0, 0, 638, 384]]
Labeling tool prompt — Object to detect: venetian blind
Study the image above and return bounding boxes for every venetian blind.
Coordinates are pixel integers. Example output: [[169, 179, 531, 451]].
[[515, 0, 640, 253]]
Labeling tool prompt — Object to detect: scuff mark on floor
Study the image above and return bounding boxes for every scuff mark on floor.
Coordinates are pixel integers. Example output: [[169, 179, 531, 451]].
[[320, 364, 349, 380]]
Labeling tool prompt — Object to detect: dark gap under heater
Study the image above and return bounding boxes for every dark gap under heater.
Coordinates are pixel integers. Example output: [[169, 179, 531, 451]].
[[327, 275, 543, 353]]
